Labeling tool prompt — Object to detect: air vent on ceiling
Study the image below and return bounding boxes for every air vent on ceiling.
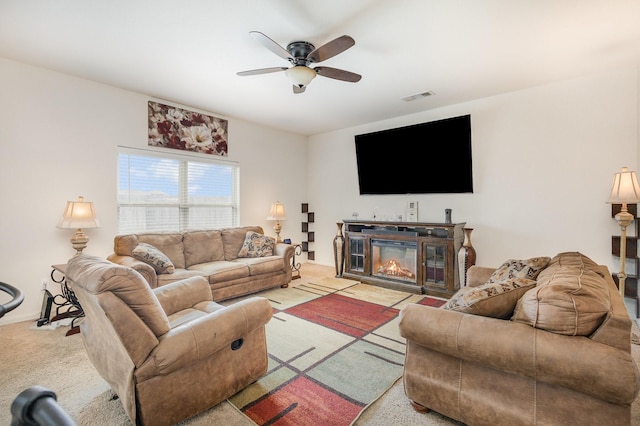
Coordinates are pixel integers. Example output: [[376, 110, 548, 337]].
[[402, 91, 435, 102]]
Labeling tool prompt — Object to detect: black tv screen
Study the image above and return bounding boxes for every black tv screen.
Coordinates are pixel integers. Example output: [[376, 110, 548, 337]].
[[355, 114, 473, 195]]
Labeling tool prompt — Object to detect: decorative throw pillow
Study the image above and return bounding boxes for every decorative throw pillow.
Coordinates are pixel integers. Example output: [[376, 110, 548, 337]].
[[486, 256, 551, 285], [132, 242, 175, 274], [443, 277, 537, 319], [237, 231, 275, 258]]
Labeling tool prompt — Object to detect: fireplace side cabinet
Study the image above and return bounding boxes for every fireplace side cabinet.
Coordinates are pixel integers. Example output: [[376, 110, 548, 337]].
[[343, 220, 465, 298], [346, 234, 367, 274]]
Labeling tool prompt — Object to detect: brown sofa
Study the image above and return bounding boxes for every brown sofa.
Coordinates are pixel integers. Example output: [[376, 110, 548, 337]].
[[66, 254, 273, 426], [399, 252, 640, 426], [107, 226, 294, 301]]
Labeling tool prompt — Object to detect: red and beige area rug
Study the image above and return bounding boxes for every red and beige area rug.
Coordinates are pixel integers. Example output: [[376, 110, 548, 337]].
[[227, 277, 446, 426]]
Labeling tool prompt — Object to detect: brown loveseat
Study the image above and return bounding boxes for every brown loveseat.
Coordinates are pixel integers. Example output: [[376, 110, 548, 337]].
[[66, 254, 273, 426], [399, 252, 640, 426], [107, 226, 294, 301]]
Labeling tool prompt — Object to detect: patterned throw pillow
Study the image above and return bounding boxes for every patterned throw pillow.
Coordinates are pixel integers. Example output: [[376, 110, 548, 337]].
[[237, 231, 275, 258], [442, 256, 550, 319], [443, 277, 537, 319], [132, 242, 175, 274], [486, 257, 551, 284]]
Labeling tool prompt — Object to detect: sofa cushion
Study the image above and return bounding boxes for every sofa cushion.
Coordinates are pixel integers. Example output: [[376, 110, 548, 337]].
[[188, 261, 250, 283], [486, 256, 551, 284], [132, 243, 175, 274], [113, 234, 142, 257], [236, 256, 287, 276], [512, 252, 611, 336], [443, 277, 537, 319], [183, 230, 224, 267], [156, 269, 207, 287], [237, 231, 275, 258], [137, 232, 186, 269], [543, 250, 602, 273], [221, 226, 264, 261]]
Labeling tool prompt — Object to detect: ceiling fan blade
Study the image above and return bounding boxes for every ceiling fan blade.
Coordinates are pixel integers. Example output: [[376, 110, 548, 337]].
[[249, 31, 292, 62], [237, 67, 288, 76], [293, 85, 306, 94], [315, 66, 361, 83], [307, 35, 355, 63]]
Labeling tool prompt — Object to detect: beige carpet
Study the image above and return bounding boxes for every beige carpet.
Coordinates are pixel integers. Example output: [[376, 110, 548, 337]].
[[1, 263, 639, 425]]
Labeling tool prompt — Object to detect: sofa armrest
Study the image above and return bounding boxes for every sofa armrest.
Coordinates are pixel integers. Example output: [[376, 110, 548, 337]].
[[107, 254, 158, 288], [466, 265, 495, 287], [274, 242, 294, 262], [590, 265, 634, 352], [275, 243, 295, 282], [137, 297, 272, 379], [152, 276, 212, 316], [399, 304, 640, 404]]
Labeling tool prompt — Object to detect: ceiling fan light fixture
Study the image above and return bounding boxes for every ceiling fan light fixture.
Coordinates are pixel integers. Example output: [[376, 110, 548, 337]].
[[285, 66, 316, 88], [238, 32, 359, 92]]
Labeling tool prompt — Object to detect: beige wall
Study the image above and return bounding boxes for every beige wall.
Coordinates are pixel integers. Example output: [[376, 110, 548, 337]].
[[2, 57, 639, 325], [0, 57, 307, 324], [308, 66, 639, 270]]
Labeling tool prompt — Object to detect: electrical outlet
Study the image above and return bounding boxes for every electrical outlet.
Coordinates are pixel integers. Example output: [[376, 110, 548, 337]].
[[40, 279, 47, 291]]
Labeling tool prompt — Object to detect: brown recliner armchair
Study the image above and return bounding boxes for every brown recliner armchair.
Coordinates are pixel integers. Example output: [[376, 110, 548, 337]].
[[65, 254, 272, 426]]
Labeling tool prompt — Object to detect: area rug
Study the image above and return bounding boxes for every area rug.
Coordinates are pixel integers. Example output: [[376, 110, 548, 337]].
[[227, 277, 445, 426]]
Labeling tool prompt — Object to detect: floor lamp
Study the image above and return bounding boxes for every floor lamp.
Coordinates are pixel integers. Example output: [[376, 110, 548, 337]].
[[607, 167, 640, 297]]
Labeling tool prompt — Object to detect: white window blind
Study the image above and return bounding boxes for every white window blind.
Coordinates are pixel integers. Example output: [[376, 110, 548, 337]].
[[117, 148, 239, 234]]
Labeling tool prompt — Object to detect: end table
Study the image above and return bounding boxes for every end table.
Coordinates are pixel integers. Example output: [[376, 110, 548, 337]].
[[290, 243, 302, 280], [47, 264, 83, 336]]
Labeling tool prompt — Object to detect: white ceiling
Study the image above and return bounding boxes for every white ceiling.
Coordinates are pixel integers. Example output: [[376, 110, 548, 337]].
[[2, 1, 640, 136]]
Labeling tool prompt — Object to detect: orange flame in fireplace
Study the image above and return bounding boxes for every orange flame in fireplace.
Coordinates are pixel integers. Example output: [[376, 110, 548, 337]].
[[377, 259, 415, 279]]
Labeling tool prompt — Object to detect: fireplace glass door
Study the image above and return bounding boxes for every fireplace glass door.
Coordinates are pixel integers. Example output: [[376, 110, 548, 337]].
[[424, 243, 446, 284], [370, 239, 417, 284], [347, 235, 366, 273]]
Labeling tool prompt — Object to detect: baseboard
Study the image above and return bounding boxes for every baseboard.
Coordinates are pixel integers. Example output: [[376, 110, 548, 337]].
[[0, 311, 38, 326]]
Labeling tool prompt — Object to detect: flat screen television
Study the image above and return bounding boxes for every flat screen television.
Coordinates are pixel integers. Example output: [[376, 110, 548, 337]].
[[354, 114, 473, 195]]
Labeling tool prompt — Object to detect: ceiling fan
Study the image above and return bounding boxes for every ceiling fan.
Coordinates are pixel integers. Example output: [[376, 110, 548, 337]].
[[237, 31, 361, 94]]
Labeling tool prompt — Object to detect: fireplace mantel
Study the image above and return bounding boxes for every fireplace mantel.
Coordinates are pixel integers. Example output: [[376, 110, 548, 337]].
[[342, 220, 465, 297]]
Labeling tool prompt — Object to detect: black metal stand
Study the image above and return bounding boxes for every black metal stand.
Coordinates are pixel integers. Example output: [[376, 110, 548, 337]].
[[48, 265, 83, 336], [291, 243, 302, 280]]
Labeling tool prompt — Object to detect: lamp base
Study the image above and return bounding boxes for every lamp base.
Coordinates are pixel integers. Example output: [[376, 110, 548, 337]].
[[273, 221, 283, 244], [615, 205, 635, 298], [70, 229, 89, 255]]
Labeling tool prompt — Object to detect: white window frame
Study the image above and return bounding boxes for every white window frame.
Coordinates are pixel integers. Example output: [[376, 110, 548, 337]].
[[117, 147, 239, 233]]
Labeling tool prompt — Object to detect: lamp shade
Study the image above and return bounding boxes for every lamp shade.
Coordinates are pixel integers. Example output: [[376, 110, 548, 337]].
[[57, 196, 101, 229], [266, 202, 286, 221], [285, 66, 316, 88], [607, 167, 640, 204]]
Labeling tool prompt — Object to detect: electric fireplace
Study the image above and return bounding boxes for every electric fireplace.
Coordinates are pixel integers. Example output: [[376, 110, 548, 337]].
[[371, 239, 417, 284], [342, 220, 466, 298]]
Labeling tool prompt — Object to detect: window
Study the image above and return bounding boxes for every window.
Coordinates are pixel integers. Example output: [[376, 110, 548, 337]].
[[118, 148, 239, 233]]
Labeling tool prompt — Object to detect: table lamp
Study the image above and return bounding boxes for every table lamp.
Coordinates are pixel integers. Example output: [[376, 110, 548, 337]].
[[267, 201, 286, 243], [57, 196, 101, 255]]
